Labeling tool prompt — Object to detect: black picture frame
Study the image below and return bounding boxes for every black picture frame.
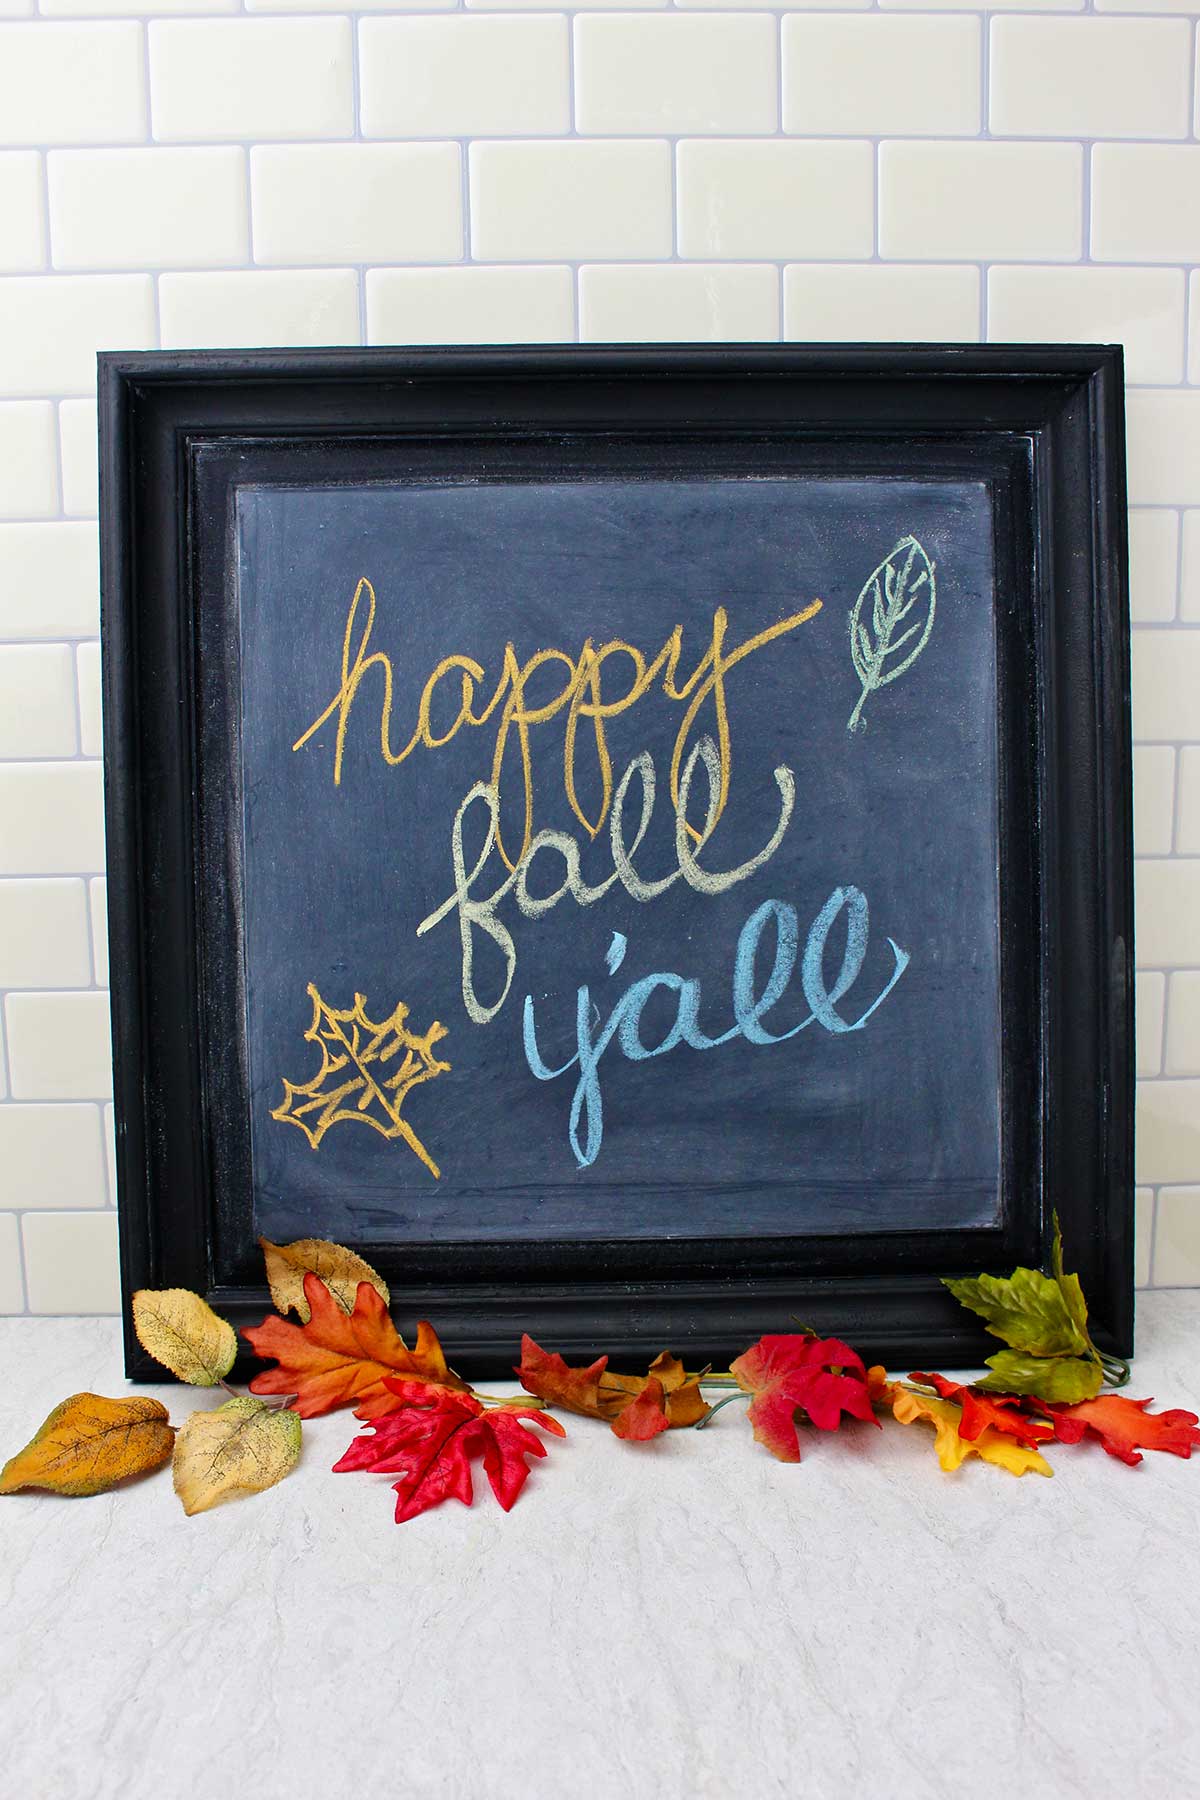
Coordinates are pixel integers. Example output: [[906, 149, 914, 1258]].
[[99, 344, 1133, 1381]]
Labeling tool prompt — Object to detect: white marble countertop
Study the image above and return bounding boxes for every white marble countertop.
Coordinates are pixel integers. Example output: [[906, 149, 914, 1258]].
[[3, 1296, 1199, 1800]]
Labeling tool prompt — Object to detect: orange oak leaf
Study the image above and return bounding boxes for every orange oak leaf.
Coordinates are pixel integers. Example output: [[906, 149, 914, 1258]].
[[731, 1335, 878, 1462], [1048, 1394, 1200, 1466], [244, 1273, 469, 1418], [332, 1379, 564, 1522], [909, 1372, 1054, 1449], [516, 1335, 708, 1437]]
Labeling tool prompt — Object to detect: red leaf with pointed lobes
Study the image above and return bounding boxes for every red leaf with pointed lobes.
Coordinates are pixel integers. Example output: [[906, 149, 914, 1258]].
[[610, 1377, 671, 1442], [333, 1378, 564, 1522], [909, 1373, 1054, 1449], [731, 1335, 878, 1462], [1048, 1394, 1200, 1467], [244, 1274, 469, 1418]]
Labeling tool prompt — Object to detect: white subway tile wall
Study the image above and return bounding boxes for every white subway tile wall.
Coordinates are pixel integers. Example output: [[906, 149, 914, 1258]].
[[0, 5, 1196, 1311]]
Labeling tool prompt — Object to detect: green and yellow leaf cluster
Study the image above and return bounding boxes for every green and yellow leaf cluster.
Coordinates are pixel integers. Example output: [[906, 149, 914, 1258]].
[[944, 1217, 1110, 1404]]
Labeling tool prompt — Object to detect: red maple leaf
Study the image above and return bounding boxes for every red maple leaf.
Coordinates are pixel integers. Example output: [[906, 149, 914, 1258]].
[[332, 1379, 565, 1522], [1047, 1394, 1200, 1467], [243, 1274, 468, 1418], [730, 1334, 878, 1462], [909, 1372, 1054, 1449]]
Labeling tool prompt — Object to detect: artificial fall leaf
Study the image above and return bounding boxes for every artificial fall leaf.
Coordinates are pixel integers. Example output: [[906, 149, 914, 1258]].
[[610, 1378, 671, 1442], [515, 1336, 708, 1437], [0, 1394, 174, 1497], [259, 1235, 390, 1322], [133, 1288, 238, 1387], [1048, 1394, 1200, 1467], [245, 1272, 468, 1418], [909, 1372, 1054, 1449], [943, 1263, 1089, 1360], [871, 1372, 1052, 1479], [1049, 1214, 1091, 1345], [173, 1395, 302, 1516], [730, 1335, 878, 1463], [975, 1349, 1102, 1404], [333, 1379, 564, 1523], [271, 983, 450, 1178], [944, 1218, 1106, 1404]]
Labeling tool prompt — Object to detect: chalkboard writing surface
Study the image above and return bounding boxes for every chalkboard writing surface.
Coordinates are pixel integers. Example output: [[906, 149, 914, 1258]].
[[237, 474, 1001, 1244]]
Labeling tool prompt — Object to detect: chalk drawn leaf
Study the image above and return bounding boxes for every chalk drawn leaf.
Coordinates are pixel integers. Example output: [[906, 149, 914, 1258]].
[[271, 984, 450, 1178], [847, 535, 937, 732]]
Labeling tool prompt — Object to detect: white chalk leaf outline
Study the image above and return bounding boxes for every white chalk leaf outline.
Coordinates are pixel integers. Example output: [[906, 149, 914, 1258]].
[[847, 535, 937, 733]]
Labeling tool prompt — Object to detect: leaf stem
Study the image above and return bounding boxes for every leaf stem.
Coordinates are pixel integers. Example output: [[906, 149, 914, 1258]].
[[693, 1393, 750, 1430]]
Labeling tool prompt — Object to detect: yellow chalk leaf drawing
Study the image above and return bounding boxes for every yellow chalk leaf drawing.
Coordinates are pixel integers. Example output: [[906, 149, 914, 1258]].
[[272, 983, 450, 1177]]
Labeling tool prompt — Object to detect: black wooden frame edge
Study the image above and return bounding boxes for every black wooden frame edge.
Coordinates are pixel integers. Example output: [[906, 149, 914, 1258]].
[[98, 343, 1134, 1382]]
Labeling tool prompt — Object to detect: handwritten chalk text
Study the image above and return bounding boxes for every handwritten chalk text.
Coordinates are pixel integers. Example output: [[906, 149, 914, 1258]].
[[418, 735, 797, 1025], [292, 577, 821, 869], [522, 889, 910, 1168]]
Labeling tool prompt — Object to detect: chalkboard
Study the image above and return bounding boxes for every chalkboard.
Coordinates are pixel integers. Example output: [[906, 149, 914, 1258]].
[[237, 475, 1001, 1245], [101, 346, 1133, 1376]]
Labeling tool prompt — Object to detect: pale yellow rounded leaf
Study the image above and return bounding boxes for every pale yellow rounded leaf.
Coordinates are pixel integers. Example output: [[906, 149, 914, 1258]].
[[172, 1396, 302, 1516], [132, 1288, 238, 1387], [258, 1236, 390, 1322]]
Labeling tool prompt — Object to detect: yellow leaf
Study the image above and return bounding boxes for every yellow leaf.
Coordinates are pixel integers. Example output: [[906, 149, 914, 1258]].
[[133, 1288, 238, 1387], [172, 1396, 302, 1516], [888, 1386, 1052, 1479], [259, 1235, 390, 1322], [0, 1393, 174, 1497]]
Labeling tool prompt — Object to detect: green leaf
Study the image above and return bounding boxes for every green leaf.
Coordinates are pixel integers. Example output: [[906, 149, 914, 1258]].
[[944, 1265, 1090, 1359], [976, 1351, 1103, 1404], [1049, 1213, 1091, 1345]]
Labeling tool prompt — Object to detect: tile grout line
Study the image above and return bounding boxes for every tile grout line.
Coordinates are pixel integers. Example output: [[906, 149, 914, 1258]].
[[350, 15, 369, 339]]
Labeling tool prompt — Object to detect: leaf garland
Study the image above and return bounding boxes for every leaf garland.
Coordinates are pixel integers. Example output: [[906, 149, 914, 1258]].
[[1, 1227, 1195, 1526]]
